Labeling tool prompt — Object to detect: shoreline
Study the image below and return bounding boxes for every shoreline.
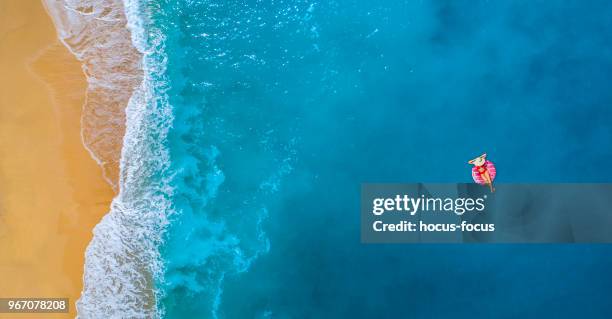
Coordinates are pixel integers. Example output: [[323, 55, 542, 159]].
[[42, 0, 143, 192], [0, 1, 114, 318]]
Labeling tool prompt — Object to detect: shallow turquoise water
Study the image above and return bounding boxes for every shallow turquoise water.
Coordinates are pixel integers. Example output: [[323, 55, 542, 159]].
[[138, 0, 612, 317]]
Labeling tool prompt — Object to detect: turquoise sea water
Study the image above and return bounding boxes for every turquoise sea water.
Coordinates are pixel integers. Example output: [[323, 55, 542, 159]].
[[128, 0, 612, 317]]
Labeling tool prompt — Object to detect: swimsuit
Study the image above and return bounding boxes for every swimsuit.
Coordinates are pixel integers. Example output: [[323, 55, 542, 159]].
[[472, 160, 496, 185]]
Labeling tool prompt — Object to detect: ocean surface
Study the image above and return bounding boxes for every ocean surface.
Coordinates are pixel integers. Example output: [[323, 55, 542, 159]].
[[51, 0, 612, 318]]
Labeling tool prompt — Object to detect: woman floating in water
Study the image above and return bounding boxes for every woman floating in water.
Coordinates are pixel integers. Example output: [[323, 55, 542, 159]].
[[469, 153, 496, 192]]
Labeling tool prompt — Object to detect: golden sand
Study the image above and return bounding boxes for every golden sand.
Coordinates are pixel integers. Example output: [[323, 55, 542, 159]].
[[0, 1, 114, 317]]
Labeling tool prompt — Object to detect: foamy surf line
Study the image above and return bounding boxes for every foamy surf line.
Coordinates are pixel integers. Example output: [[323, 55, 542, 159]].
[[43, 0, 143, 191], [44, 1, 283, 317], [44, 0, 171, 317]]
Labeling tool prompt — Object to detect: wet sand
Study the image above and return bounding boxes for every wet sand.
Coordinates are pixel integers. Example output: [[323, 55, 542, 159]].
[[0, 1, 114, 317]]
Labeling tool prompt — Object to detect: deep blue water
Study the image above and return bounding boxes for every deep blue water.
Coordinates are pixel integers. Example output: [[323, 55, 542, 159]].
[[147, 0, 612, 317]]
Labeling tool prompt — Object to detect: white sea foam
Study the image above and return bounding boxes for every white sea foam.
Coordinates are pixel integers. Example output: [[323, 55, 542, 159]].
[[44, 0, 172, 317], [43, 0, 143, 190], [79, 3, 175, 319], [45, 0, 295, 317]]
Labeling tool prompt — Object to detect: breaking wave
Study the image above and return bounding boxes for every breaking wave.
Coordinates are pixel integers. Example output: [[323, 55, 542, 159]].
[[46, 0, 172, 317], [45, 0, 293, 317]]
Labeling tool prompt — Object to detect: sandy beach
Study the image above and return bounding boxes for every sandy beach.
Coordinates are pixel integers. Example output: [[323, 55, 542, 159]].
[[0, 1, 114, 317]]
